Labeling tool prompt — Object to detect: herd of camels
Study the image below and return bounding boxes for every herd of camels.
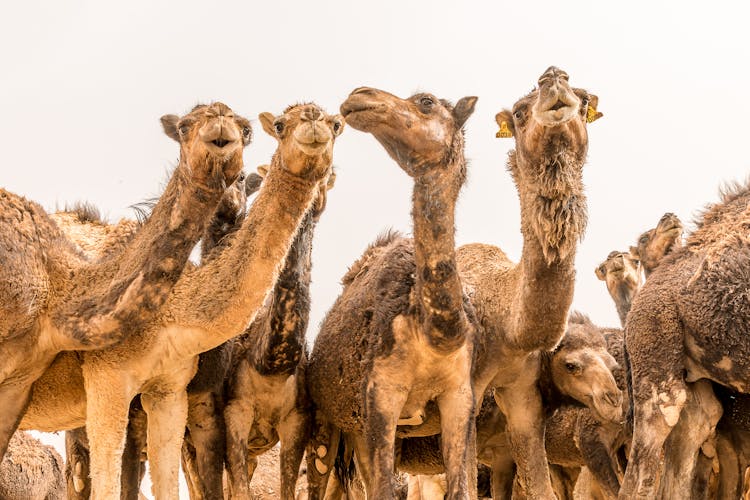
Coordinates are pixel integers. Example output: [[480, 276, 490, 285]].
[[0, 66, 748, 500]]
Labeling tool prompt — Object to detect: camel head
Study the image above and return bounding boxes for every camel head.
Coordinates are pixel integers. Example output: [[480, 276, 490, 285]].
[[629, 212, 684, 276], [495, 67, 601, 264], [595, 250, 641, 306], [258, 103, 343, 181], [212, 171, 263, 227], [161, 102, 252, 189], [340, 87, 477, 176], [546, 313, 623, 424]]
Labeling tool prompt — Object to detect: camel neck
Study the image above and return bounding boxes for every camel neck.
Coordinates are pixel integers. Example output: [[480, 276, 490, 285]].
[[610, 284, 636, 328], [169, 159, 320, 354], [509, 150, 587, 352], [54, 155, 237, 348], [411, 156, 468, 351], [250, 211, 316, 375]]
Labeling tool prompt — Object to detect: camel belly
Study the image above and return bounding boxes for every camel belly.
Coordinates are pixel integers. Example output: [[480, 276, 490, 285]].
[[20, 352, 86, 431]]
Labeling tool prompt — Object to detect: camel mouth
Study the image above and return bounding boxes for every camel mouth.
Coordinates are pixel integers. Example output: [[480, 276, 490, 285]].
[[340, 103, 382, 118], [211, 139, 230, 148], [549, 100, 568, 111]]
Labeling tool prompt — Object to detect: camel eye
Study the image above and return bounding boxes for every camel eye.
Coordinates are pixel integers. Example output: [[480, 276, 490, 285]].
[[514, 110, 523, 120], [178, 124, 190, 137], [242, 127, 251, 139], [565, 362, 580, 374], [274, 122, 284, 134], [333, 121, 341, 132], [581, 97, 590, 106], [420, 97, 434, 108], [237, 173, 245, 182]]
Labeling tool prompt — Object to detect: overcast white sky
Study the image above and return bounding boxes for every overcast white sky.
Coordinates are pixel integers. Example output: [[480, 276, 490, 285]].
[[3, 1, 749, 497]]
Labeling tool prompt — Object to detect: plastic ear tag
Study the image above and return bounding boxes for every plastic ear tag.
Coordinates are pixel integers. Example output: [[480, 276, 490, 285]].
[[496, 121, 513, 138], [586, 105, 602, 123]]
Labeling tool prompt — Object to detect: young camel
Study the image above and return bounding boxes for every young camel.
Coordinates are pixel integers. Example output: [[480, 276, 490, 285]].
[[18, 103, 343, 499], [307, 87, 478, 499], [307, 67, 602, 500], [595, 251, 642, 327], [0, 432, 65, 500], [395, 313, 623, 500], [62, 171, 262, 500], [620, 182, 750, 498], [0, 102, 248, 461]]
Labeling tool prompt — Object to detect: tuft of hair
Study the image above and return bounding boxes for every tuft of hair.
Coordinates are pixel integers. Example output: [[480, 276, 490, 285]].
[[129, 198, 158, 224], [340, 229, 403, 286], [283, 101, 316, 114], [63, 201, 104, 224], [690, 177, 750, 234], [568, 310, 592, 325]]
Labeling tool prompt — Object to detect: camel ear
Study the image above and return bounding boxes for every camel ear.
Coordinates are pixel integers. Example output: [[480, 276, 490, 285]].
[[495, 110, 514, 138], [258, 112, 278, 138], [453, 96, 478, 128], [586, 94, 603, 123], [629, 245, 640, 259], [160, 114, 181, 142], [595, 264, 607, 281], [256, 165, 269, 178], [326, 171, 337, 191], [245, 172, 263, 196]]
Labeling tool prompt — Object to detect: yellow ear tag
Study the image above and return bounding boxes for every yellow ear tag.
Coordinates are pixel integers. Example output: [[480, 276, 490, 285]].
[[495, 121, 512, 138], [586, 105, 601, 123]]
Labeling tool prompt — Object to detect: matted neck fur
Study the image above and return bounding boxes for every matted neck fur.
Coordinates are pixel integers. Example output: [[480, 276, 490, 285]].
[[496, 66, 601, 264]]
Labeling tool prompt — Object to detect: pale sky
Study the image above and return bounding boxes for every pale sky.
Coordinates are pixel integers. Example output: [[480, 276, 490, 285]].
[[3, 1, 749, 497]]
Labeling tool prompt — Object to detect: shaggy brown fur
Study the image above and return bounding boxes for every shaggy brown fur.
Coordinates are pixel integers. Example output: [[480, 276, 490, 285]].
[[18, 103, 341, 499], [0, 102, 249, 464], [307, 87, 478, 499], [0, 432, 65, 500], [621, 181, 750, 498]]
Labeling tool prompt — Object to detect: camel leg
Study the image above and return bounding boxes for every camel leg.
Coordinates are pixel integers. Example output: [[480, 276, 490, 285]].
[[65, 427, 91, 500], [359, 383, 407, 498], [660, 380, 722, 499], [140, 389, 189, 500], [494, 385, 555, 499], [618, 378, 688, 499], [0, 382, 31, 460], [489, 454, 515, 499], [716, 430, 742, 499], [305, 416, 340, 500], [85, 377, 133, 500], [349, 433, 377, 496], [437, 384, 476, 499], [181, 435, 205, 500], [224, 398, 255, 499], [121, 401, 148, 500], [184, 391, 225, 499], [577, 424, 621, 498], [279, 407, 310, 500]]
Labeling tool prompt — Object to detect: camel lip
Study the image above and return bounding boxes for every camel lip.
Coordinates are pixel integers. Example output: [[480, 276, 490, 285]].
[[549, 100, 568, 111], [340, 100, 385, 118], [211, 138, 229, 148]]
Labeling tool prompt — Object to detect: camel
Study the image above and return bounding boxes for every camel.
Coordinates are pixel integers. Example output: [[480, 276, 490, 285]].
[[306, 67, 602, 500], [394, 313, 623, 500], [306, 86, 479, 499], [17, 102, 343, 499], [0, 431, 65, 500], [595, 212, 684, 327], [0, 102, 249, 461], [595, 251, 641, 327], [217, 170, 336, 500], [620, 181, 750, 498], [628, 212, 683, 277], [62, 171, 263, 500]]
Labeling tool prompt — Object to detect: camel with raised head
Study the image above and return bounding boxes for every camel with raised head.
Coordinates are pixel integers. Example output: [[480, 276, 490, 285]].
[[0, 102, 248, 461], [307, 87, 478, 499], [18, 102, 343, 499]]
